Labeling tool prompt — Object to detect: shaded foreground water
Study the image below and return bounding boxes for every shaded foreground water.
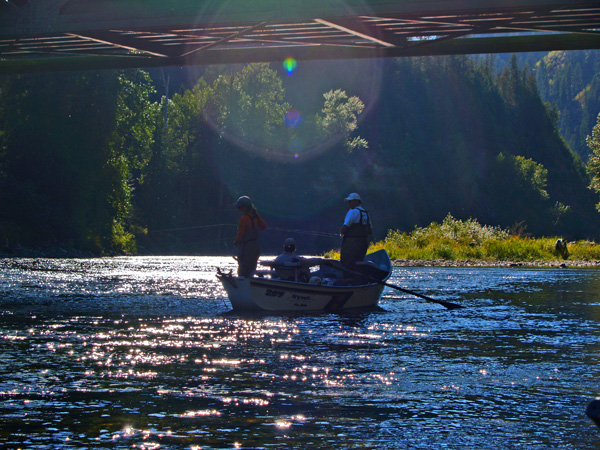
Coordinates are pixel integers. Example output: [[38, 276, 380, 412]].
[[1, 256, 599, 449]]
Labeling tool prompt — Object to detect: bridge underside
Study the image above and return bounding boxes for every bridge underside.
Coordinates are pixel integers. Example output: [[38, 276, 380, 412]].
[[1, 0, 599, 74]]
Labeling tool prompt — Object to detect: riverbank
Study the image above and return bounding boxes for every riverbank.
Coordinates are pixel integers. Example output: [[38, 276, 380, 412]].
[[369, 215, 600, 266], [3, 241, 600, 268], [3, 248, 598, 269], [392, 258, 600, 268]]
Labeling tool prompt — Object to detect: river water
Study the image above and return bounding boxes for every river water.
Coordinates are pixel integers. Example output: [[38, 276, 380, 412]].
[[1, 256, 599, 449]]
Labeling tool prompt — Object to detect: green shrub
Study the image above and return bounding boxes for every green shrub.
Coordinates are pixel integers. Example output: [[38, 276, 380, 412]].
[[379, 214, 600, 261], [111, 221, 136, 255], [324, 214, 600, 262], [567, 241, 600, 260]]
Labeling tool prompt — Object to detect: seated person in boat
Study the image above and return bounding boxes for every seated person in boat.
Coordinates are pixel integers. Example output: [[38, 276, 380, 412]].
[[272, 238, 324, 282]]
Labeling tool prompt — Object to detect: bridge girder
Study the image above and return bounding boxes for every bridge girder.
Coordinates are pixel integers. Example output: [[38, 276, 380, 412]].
[[1, 0, 599, 73]]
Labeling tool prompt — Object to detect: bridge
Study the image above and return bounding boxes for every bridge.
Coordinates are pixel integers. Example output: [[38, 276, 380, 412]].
[[1, 0, 599, 73]]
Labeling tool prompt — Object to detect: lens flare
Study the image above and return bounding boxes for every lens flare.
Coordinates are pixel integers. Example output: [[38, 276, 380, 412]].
[[284, 109, 302, 128], [289, 137, 304, 157], [283, 57, 297, 75], [183, 2, 383, 178]]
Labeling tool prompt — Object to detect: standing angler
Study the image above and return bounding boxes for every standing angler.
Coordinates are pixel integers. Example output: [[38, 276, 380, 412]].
[[340, 193, 373, 272], [233, 196, 267, 277]]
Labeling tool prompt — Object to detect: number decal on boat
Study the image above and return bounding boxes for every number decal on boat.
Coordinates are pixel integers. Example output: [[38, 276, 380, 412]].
[[265, 289, 285, 298]]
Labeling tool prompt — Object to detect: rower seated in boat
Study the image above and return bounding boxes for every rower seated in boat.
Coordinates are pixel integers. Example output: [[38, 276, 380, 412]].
[[266, 238, 325, 282]]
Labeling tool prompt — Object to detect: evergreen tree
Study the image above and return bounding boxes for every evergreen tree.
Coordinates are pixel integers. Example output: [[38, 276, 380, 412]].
[[586, 113, 600, 211]]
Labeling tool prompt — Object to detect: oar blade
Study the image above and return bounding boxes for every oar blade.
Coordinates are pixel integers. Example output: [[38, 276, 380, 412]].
[[436, 300, 463, 310], [384, 282, 463, 310]]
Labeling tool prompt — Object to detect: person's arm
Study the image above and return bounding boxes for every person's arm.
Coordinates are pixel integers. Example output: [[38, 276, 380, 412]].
[[303, 257, 326, 267], [257, 214, 267, 232], [340, 209, 357, 236]]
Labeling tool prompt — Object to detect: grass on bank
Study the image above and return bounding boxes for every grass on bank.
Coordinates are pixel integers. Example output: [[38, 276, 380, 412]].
[[325, 214, 600, 262]]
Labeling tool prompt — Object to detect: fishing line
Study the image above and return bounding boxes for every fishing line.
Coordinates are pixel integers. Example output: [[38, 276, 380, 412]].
[[186, 235, 238, 247], [266, 227, 340, 238], [148, 224, 238, 251], [150, 224, 339, 239], [150, 224, 237, 233]]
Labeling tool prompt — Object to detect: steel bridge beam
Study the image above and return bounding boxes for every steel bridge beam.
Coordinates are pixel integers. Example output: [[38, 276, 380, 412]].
[[1, 0, 599, 73]]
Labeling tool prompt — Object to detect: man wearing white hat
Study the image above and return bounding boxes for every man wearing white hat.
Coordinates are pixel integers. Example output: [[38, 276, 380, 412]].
[[340, 193, 373, 271]]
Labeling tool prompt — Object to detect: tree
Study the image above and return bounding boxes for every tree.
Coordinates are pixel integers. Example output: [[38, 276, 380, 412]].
[[490, 153, 554, 234], [163, 79, 215, 227], [106, 70, 159, 252], [0, 71, 121, 249], [206, 63, 291, 153], [586, 112, 600, 211], [0, 70, 158, 253], [315, 89, 367, 151]]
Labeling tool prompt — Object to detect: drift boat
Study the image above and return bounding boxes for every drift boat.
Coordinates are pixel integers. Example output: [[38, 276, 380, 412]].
[[217, 249, 392, 312]]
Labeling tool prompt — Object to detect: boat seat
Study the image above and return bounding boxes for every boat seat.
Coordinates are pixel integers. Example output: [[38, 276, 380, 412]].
[[355, 260, 389, 281]]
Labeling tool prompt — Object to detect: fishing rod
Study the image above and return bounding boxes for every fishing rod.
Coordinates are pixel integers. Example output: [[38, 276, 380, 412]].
[[151, 223, 339, 239]]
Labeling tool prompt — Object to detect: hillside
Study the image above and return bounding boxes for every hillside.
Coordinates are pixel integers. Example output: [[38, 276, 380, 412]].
[[500, 50, 600, 161]]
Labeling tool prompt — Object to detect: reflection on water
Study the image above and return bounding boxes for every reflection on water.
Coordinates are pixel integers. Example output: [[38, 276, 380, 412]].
[[1, 257, 600, 449]]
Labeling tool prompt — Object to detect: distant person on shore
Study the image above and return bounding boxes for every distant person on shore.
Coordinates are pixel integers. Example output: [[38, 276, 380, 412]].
[[272, 237, 324, 282], [554, 238, 569, 260], [340, 193, 373, 272], [233, 196, 267, 277]]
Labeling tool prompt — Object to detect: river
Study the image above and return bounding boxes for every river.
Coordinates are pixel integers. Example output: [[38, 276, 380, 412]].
[[1, 256, 599, 449]]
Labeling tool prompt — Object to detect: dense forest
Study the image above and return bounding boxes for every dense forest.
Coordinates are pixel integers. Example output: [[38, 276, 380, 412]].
[[1, 53, 599, 256], [513, 50, 600, 161]]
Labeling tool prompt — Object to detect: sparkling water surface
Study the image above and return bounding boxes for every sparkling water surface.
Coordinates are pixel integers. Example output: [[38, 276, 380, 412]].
[[1, 257, 599, 449]]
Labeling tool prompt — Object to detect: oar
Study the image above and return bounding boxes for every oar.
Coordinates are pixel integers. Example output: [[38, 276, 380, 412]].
[[380, 280, 463, 310], [337, 265, 463, 310]]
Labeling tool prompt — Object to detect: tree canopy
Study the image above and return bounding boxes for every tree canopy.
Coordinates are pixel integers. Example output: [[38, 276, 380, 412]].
[[1, 55, 599, 255]]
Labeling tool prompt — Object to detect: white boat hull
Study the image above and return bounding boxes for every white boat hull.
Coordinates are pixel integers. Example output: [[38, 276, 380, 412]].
[[221, 276, 385, 311], [218, 249, 392, 312]]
